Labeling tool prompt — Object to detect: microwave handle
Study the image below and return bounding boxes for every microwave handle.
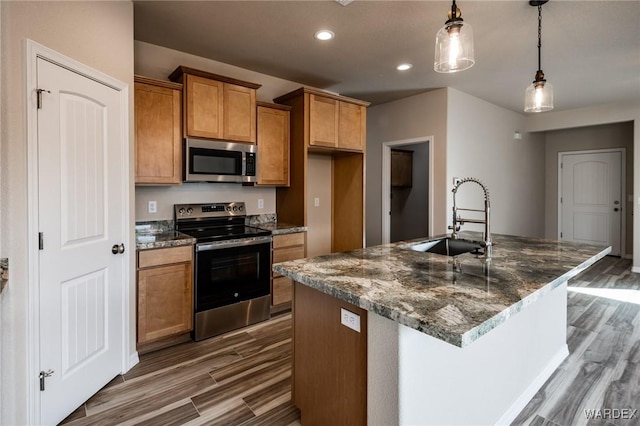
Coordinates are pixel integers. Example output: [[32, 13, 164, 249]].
[[242, 151, 247, 176]]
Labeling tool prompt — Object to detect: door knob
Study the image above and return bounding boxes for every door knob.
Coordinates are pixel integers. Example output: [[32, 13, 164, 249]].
[[111, 243, 125, 254]]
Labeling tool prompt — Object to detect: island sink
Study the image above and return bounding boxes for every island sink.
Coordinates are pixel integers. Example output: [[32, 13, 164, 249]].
[[402, 237, 484, 257]]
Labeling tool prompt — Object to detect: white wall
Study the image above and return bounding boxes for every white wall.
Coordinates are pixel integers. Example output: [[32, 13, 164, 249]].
[[306, 154, 333, 257], [366, 89, 448, 247], [134, 41, 307, 222], [544, 122, 634, 255], [524, 99, 640, 270], [0, 2, 134, 424], [367, 87, 546, 248], [446, 88, 546, 238], [136, 184, 276, 222], [0, 1, 4, 416]]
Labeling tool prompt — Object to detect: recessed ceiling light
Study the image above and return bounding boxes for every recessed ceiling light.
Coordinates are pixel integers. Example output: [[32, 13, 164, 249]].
[[396, 63, 413, 71], [314, 30, 335, 41]]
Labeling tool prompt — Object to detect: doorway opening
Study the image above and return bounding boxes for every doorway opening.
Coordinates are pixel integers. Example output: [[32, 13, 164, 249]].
[[381, 137, 433, 244]]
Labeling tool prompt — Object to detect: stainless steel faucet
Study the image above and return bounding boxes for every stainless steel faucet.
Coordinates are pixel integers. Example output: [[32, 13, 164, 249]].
[[448, 177, 492, 258]]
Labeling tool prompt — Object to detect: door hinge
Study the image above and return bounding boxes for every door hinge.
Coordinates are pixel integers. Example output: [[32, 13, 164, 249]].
[[36, 88, 50, 109], [560, 162, 563, 169], [560, 232, 563, 238], [38, 232, 44, 250], [39, 369, 54, 391], [560, 197, 563, 203]]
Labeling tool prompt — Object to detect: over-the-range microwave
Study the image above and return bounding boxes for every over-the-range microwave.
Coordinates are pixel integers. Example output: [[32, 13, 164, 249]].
[[183, 138, 257, 183]]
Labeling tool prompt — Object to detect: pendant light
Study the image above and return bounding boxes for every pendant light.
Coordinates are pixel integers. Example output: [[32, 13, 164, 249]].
[[434, 0, 474, 73], [524, 0, 553, 112]]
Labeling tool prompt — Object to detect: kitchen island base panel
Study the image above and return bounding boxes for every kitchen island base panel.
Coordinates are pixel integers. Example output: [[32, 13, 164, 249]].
[[368, 282, 569, 426], [293, 282, 367, 426]]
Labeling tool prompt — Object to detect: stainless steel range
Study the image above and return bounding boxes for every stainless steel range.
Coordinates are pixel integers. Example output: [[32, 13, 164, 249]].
[[175, 202, 272, 341]]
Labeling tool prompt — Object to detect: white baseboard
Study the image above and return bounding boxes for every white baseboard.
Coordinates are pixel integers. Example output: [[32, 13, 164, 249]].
[[495, 344, 569, 425], [128, 352, 140, 371], [631, 266, 640, 274]]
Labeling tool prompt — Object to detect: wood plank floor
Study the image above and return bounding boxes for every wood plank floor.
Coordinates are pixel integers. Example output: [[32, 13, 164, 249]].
[[61, 256, 638, 426], [60, 312, 300, 426], [513, 256, 640, 426]]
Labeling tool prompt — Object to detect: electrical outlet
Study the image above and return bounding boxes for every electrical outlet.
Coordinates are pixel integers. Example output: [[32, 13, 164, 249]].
[[341, 308, 361, 332], [258, 198, 264, 209], [314, 197, 320, 207], [148, 201, 157, 214]]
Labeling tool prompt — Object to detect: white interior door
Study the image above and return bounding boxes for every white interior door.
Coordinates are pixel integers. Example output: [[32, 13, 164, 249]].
[[37, 57, 126, 425], [560, 150, 622, 255]]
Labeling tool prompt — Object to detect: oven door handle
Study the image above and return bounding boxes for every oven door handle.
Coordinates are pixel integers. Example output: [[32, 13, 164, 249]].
[[196, 236, 272, 252]]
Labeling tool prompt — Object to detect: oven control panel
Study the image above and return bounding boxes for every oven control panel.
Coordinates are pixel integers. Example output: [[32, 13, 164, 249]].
[[175, 202, 246, 219]]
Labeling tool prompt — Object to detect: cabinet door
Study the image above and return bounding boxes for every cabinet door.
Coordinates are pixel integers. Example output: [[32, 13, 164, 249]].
[[338, 101, 366, 152], [134, 82, 182, 184], [309, 94, 339, 148], [257, 106, 290, 186], [391, 150, 413, 187], [223, 83, 256, 143], [137, 262, 193, 344], [185, 74, 223, 139]]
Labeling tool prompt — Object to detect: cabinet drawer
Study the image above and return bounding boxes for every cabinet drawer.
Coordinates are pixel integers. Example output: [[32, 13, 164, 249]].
[[138, 245, 193, 269], [273, 232, 305, 249], [273, 276, 293, 306], [273, 246, 305, 265]]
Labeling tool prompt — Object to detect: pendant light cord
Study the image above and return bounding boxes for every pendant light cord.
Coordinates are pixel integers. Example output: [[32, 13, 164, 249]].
[[537, 4, 542, 72]]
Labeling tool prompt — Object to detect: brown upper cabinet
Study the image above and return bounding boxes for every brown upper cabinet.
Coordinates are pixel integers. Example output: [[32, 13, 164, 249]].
[[169, 66, 261, 143], [391, 149, 413, 188], [256, 102, 291, 186], [274, 87, 369, 253], [276, 88, 369, 153], [134, 76, 183, 185]]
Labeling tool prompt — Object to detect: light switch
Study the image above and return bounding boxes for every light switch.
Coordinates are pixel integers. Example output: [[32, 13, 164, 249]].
[[314, 197, 320, 207]]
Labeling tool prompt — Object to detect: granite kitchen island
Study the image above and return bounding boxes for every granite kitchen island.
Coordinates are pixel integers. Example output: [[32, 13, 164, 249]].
[[273, 233, 610, 426]]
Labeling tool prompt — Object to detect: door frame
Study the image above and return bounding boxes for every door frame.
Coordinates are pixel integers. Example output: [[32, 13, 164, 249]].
[[25, 39, 133, 424], [381, 136, 434, 244], [557, 148, 626, 257]]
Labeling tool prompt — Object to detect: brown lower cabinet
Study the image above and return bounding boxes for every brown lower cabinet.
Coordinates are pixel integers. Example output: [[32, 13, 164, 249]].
[[293, 282, 367, 426], [271, 232, 306, 313], [137, 245, 193, 351]]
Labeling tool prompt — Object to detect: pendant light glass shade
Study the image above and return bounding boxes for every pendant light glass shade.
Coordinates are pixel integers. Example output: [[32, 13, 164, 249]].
[[524, 1, 553, 112], [434, 2, 474, 73], [524, 80, 553, 112]]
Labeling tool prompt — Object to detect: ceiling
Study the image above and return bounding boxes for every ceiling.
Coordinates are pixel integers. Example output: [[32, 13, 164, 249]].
[[134, 1, 640, 112]]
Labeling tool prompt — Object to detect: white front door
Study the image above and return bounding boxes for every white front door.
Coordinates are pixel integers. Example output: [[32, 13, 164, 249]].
[[37, 57, 126, 425], [560, 150, 622, 255]]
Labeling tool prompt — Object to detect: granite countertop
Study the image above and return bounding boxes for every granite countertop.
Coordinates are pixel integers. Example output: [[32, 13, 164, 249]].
[[135, 222, 195, 250], [136, 231, 196, 250], [254, 222, 307, 236], [273, 232, 610, 347]]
